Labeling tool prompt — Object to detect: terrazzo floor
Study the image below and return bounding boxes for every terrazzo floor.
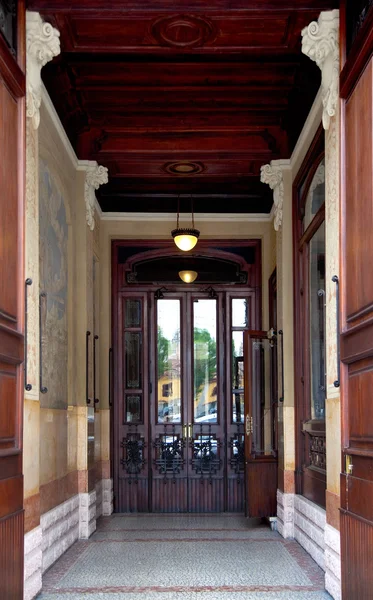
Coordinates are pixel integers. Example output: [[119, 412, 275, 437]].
[[37, 514, 331, 599]]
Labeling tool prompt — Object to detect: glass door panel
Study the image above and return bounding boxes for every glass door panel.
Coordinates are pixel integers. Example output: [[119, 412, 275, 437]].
[[193, 299, 218, 423], [189, 297, 224, 512], [157, 299, 182, 424], [152, 297, 187, 512]]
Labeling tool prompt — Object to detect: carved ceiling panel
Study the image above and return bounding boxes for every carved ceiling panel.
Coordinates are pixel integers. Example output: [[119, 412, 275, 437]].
[[27, 0, 337, 213]]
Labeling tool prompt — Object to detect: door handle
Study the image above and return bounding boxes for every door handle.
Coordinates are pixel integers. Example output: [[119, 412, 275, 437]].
[[245, 414, 253, 436], [182, 424, 193, 439]]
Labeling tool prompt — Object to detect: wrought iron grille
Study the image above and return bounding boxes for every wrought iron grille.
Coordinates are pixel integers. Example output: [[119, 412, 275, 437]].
[[309, 434, 326, 471], [190, 424, 222, 483], [154, 425, 184, 483], [230, 429, 245, 482], [121, 426, 146, 484]]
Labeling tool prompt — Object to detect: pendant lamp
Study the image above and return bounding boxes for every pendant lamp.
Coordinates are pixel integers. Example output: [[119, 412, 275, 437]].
[[179, 270, 198, 283], [171, 195, 200, 251]]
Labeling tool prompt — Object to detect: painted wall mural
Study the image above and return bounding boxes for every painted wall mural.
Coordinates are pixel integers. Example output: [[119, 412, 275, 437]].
[[39, 158, 68, 409]]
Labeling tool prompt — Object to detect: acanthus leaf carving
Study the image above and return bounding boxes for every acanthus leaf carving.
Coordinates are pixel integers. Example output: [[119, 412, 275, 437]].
[[260, 163, 284, 231], [301, 9, 339, 131], [26, 12, 60, 130], [85, 164, 108, 231]]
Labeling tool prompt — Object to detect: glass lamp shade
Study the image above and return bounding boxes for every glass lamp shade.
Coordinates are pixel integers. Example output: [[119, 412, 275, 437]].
[[179, 270, 198, 283], [171, 228, 200, 251]]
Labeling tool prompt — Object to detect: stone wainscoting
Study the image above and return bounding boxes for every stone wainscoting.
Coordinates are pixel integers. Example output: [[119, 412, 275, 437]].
[[95, 480, 103, 519], [102, 478, 114, 516], [325, 523, 341, 600], [277, 490, 341, 600], [24, 526, 43, 600], [24, 479, 113, 600], [79, 490, 97, 539]]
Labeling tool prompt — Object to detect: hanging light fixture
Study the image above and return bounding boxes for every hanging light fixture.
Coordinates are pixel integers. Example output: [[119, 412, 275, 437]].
[[179, 270, 198, 283], [171, 195, 200, 251]]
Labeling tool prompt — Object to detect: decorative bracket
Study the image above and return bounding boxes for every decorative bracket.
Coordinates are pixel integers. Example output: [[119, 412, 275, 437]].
[[301, 10, 339, 130], [260, 163, 284, 231], [26, 12, 60, 130], [85, 164, 108, 231]]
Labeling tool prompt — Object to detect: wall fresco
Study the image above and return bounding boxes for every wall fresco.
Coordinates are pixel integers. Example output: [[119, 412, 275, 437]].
[[39, 159, 68, 409]]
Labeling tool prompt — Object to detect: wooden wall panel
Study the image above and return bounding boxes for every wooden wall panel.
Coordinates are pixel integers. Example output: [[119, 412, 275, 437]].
[[341, 512, 373, 599], [341, 25, 373, 594], [0, 511, 24, 600], [0, 369, 16, 444], [0, 3, 26, 597], [344, 60, 373, 321], [0, 81, 19, 323], [246, 461, 277, 518]]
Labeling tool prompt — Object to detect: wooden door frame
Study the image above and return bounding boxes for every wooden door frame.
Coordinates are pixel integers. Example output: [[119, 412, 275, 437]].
[[292, 125, 327, 508], [111, 239, 262, 512]]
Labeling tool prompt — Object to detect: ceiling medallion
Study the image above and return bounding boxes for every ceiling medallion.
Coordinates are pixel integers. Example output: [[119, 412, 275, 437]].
[[151, 15, 215, 49], [163, 161, 206, 176]]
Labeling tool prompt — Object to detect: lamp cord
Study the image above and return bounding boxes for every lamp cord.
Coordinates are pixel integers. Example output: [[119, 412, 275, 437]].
[[176, 194, 195, 229]]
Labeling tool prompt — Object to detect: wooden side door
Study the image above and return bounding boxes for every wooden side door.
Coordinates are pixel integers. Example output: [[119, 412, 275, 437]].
[[340, 55, 373, 597], [244, 331, 277, 518], [0, 2, 26, 598]]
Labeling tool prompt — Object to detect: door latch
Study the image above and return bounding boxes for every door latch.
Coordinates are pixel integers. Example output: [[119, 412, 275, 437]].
[[245, 414, 253, 436], [345, 454, 353, 475]]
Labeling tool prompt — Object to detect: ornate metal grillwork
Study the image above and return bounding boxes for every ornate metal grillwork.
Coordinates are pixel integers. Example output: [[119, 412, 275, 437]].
[[309, 434, 326, 471], [121, 426, 146, 483], [230, 429, 245, 482], [191, 424, 222, 483], [154, 425, 184, 483]]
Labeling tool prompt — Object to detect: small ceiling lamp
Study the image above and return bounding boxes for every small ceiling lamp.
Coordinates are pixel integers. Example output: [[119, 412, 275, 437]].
[[171, 195, 200, 251], [179, 270, 198, 283]]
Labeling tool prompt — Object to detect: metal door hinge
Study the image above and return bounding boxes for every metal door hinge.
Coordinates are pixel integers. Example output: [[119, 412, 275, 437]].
[[345, 454, 353, 475]]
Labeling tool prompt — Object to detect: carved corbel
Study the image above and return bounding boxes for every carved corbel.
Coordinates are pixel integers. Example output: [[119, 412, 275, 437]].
[[26, 12, 60, 130], [301, 10, 339, 130], [260, 164, 284, 231], [85, 165, 108, 231]]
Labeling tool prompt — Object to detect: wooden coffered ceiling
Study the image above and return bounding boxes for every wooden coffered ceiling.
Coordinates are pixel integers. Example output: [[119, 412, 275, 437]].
[[28, 0, 337, 214]]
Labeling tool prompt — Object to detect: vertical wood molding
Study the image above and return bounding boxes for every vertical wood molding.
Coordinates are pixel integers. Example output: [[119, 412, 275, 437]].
[[0, 511, 24, 599]]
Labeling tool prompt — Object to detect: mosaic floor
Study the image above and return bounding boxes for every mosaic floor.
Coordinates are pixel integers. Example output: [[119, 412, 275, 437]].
[[38, 514, 331, 599]]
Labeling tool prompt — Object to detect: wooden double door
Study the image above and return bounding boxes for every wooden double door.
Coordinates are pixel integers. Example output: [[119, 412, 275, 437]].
[[113, 287, 278, 514]]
